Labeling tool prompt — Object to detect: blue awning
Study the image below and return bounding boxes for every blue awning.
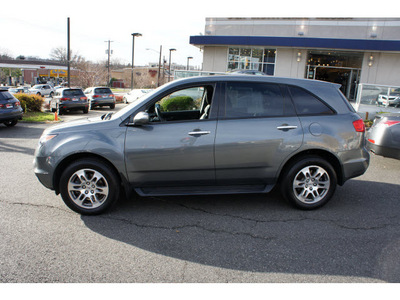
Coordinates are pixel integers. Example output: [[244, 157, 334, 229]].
[[190, 35, 400, 52]]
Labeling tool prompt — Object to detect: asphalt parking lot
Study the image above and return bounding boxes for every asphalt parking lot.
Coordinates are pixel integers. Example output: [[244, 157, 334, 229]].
[[0, 107, 399, 283]]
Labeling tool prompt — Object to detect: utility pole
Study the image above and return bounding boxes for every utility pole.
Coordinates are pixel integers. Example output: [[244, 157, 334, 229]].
[[105, 40, 113, 87], [67, 17, 70, 87]]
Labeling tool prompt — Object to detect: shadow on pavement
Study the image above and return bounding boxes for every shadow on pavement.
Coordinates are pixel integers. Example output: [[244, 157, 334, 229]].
[[81, 180, 400, 282]]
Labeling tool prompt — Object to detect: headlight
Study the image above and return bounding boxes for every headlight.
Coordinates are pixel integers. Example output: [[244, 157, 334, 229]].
[[39, 134, 58, 146]]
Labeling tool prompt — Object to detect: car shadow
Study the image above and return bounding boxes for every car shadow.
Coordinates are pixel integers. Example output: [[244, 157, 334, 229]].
[[81, 180, 400, 282]]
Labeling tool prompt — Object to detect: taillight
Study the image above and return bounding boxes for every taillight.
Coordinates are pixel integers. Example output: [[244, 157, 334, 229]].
[[0, 104, 3, 108], [60, 97, 69, 101], [80, 96, 87, 101], [15, 101, 21, 107], [353, 119, 365, 133], [109, 94, 114, 98], [93, 95, 100, 98], [367, 139, 375, 144], [383, 120, 400, 127]]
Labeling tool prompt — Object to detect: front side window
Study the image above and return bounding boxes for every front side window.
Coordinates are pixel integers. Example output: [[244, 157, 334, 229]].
[[224, 82, 284, 118], [148, 85, 214, 122], [288, 86, 334, 115]]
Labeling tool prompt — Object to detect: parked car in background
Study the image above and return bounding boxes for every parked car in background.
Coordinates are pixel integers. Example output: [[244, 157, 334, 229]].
[[366, 113, 400, 160], [9, 87, 30, 94], [376, 88, 400, 107], [50, 88, 89, 115], [29, 84, 55, 97], [123, 89, 153, 104], [84, 87, 116, 109], [34, 76, 369, 215], [0, 88, 23, 127]]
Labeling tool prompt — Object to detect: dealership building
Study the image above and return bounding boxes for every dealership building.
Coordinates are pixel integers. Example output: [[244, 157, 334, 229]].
[[190, 18, 400, 100]]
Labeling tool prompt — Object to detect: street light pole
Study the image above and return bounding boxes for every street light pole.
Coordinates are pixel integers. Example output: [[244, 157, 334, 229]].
[[187, 56, 193, 71], [168, 48, 176, 82], [131, 33, 142, 89], [146, 46, 163, 87]]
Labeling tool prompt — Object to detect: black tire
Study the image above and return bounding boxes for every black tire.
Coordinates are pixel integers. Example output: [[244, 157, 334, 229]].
[[49, 92, 54, 98], [57, 107, 63, 115], [110, 103, 115, 109], [4, 120, 18, 127], [280, 156, 337, 210], [59, 158, 120, 215], [83, 107, 89, 114]]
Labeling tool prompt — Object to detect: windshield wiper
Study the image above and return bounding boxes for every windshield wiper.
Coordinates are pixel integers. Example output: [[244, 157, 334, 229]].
[[101, 112, 114, 120]]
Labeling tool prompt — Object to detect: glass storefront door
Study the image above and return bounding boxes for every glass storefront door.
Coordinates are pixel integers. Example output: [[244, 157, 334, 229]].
[[306, 51, 363, 101]]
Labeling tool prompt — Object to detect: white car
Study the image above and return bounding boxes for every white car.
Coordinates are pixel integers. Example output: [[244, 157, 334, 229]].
[[123, 89, 152, 104], [29, 84, 55, 97]]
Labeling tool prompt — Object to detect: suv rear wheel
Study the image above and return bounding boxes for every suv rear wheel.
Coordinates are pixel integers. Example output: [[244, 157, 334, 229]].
[[280, 156, 337, 209], [59, 158, 120, 215]]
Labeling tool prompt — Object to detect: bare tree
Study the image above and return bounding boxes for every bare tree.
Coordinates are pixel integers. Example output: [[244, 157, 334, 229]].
[[49, 47, 84, 67], [71, 60, 108, 88]]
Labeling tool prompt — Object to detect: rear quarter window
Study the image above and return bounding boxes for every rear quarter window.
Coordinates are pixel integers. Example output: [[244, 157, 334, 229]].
[[288, 86, 334, 116]]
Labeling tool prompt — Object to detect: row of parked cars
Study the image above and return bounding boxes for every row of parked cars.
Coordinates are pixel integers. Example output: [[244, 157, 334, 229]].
[[49, 86, 116, 115]]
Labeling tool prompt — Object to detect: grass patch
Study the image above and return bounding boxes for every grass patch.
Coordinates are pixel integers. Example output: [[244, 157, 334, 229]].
[[21, 112, 60, 123]]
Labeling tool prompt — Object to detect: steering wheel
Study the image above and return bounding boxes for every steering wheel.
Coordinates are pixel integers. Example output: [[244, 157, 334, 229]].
[[155, 103, 164, 122]]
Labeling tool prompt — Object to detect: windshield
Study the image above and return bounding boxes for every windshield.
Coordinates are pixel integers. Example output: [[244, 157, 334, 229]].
[[0, 91, 13, 100], [64, 89, 84, 96], [94, 88, 112, 94], [112, 88, 161, 120]]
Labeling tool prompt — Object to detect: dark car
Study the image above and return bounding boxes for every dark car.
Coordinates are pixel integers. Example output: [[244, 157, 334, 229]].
[[366, 113, 400, 160], [0, 88, 23, 127], [84, 87, 116, 109], [50, 88, 89, 115], [34, 76, 369, 215]]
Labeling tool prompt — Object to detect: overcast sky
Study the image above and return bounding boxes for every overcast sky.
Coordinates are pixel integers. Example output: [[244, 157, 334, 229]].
[[0, 0, 396, 68]]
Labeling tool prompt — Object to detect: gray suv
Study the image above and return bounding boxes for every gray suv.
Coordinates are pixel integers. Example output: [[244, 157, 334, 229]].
[[34, 76, 369, 215]]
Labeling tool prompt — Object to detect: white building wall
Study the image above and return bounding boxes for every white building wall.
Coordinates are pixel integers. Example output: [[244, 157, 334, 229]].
[[275, 48, 306, 78], [360, 52, 400, 85], [203, 46, 228, 72]]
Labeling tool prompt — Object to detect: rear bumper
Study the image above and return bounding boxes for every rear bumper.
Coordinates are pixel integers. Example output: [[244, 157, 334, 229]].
[[366, 141, 400, 160], [341, 148, 370, 184], [0, 109, 23, 122]]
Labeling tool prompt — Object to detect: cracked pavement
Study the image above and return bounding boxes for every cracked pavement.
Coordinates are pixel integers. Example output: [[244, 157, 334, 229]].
[[1, 121, 400, 283]]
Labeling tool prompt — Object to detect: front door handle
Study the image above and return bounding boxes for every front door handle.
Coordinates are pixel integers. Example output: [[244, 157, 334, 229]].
[[188, 130, 211, 136], [277, 125, 298, 131]]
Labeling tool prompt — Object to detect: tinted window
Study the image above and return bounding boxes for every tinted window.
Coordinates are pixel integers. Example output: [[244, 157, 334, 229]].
[[225, 82, 284, 118], [288, 86, 334, 115], [63, 89, 84, 96], [94, 88, 112, 94], [0, 91, 13, 100]]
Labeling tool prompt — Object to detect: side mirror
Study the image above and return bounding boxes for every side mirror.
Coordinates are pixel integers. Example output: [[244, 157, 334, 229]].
[[132, 111, 149, 126]]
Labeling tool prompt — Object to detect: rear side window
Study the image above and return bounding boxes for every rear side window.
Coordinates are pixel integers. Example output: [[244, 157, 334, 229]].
[[63, 89, 84, 96], [94, 88, 112, 94], [225, 82, 284, 118], [288, 86, 334, 115]]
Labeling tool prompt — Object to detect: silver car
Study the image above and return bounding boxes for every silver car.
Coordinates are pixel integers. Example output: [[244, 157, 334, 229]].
[[34, 76, 369, 215], [366, 113, 400, 160]]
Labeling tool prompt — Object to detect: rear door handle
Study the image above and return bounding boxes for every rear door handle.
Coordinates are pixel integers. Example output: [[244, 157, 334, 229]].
[[188, 131, 211, 136], [277, 125, 298, 130]]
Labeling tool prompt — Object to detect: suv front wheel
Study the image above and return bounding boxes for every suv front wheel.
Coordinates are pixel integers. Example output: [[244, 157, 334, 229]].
[[280, 156, 337, 209], [59, 158, 120, 215]]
